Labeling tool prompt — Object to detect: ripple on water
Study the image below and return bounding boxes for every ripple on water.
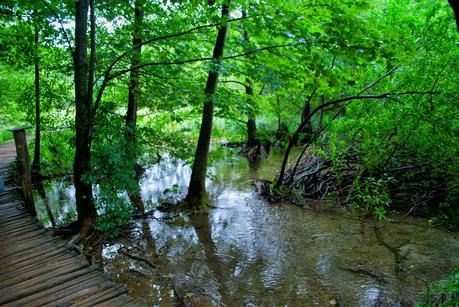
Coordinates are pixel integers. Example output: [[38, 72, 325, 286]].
[[34, 149, 459, 306]]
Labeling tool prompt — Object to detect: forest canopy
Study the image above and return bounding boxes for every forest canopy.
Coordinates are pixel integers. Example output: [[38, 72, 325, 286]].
[[0, 0, 458, 232]]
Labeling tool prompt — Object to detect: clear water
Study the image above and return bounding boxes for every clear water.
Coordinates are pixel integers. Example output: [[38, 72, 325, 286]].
[[34, 149, 459, 306]]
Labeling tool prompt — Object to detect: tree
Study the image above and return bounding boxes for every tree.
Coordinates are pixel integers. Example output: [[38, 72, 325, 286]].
[[31, 9, 41, 174], [73, 0, 97, 236], [242, 10, 257, 149], [185, 2, 230, 208], [125, 0, 145, 214]]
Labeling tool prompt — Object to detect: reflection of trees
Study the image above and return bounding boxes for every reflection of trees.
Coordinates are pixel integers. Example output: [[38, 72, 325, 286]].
[[190, 213, 231, 303], [35, 181, 56, 227], [141, 220, 157, 263], [248, 158, 260, 181]]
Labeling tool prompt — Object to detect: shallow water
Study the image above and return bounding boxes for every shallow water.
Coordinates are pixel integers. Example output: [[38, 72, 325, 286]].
[[34, 149, 459, 306]]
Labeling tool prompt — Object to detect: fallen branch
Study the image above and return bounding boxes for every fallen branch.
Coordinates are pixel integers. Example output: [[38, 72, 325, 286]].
[[118, 247, 156, 268], [172, 279, 190, 307], [128, 268, 151, 278]]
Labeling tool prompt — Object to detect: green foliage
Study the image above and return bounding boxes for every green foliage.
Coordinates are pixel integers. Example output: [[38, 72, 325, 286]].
[[1, 0, 458, 231], [32, 130, 74, 173], [90, 126, 138, 232], [157, 184, 183, 205], [350, 176, 393, 220], [421, 267, 459, 306], [0, 65, 31, 139], [94, 196, 133, 235]]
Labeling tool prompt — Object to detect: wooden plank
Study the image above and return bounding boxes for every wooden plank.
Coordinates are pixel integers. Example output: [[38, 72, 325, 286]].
[[0, 222, 36, 235], [2, 228, 46, 242], [2, 248, 76, 276], [0, 200, 20, 206], [0, 236, 52, 257], [0, 223, 42, 237], [0, 213, 32, 225], [0, 259, 90, 295], [76, 284, 129, 307], [0, 202, 21, 214], [0, 256, 89, 289], [95, 294, 136, 307], [1, 242, 68, 267], [3, 270, 105, 306], [0, 240, 55, 261], [69, 281, 119, 305], [0, 193, 19, 201], [0, 205, 25, 215], [0, 264, 98, 304], [2, 250, 76, 277], [1, 240, 62, 260], [1, 212, 29, 222], [0, 221, 36, 234], [0, 210, 29, 221], [41, 279, 115, 306], [2, 227, 46, 242], [0, 217, 35, 229]]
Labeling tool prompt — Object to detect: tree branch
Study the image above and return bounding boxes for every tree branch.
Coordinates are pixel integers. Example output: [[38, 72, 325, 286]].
[[275, 90, 439, 188], [93, 14, 258, 90], [39, 0, 74, 55], [359, 64, 401, 95], [93, 42, 298, 115]]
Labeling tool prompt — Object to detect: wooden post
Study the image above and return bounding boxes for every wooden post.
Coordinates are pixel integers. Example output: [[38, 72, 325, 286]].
[[10, 127, 36, 216]]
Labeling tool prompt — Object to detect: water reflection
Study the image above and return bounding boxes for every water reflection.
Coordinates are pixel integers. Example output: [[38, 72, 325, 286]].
[[35, 149, 459, 306], [34, 180, 76, 228]]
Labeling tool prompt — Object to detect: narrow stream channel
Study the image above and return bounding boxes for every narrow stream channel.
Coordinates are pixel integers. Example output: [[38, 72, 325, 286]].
[[34, 149, 459, 306]]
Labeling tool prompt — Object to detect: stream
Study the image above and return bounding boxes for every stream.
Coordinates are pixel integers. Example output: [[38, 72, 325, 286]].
[[34, 149, 459, 306]]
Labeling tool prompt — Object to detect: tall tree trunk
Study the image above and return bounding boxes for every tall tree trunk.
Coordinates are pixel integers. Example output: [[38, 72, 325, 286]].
[[126, 0, 144, 214], [31, 13, 41, 174], [74, 0, 97, 236], [242, 11, 257, 149], [298, 100, 312, 144], [275, 95, 285, 143], [246, 81, 257, 148], [87, 0, 96, 106], [185, 3, 230, 207]]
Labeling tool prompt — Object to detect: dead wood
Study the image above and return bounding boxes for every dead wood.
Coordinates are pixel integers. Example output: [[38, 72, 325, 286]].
[[118, 246, 156, 268]]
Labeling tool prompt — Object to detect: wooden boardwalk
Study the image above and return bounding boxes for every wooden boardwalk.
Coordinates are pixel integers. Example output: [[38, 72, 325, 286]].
[[0, 140, 144, 306]]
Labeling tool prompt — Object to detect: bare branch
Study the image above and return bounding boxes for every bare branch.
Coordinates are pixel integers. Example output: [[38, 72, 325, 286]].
[[93, 42, 298, 115], [94, 14, 258, 90], [109, 43, 298, 81], [220, 79, 248, 87], [275, 90, 439, 188], [39, 0, 74, 55], [359, 64, 401, 95]]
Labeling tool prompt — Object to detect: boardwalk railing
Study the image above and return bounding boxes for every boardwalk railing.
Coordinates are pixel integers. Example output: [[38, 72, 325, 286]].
[[10, 127, 36, 216]]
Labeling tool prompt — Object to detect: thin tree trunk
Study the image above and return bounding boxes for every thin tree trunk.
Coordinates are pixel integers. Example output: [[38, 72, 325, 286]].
[[298, 89, 316, 145], [246, 80, 257, 148], [275, 95, 283, 142], [32, 13, 41, 174], [185, 3, 230, 207], [126, 0, 144, 213], [242, 11, 257, 149], [74, 0, 97, 236], [87, 0, 96, 107]]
